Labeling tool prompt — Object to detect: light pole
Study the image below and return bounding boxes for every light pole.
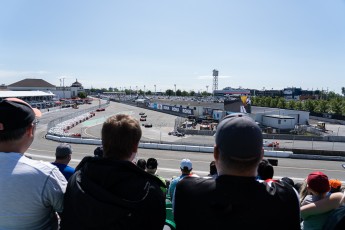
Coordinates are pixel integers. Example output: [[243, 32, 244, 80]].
[[206, 85, 209, 94], [154, 84, 156, 96], [174, 84, 176, 96], [136, 86, 138, 95], [144, 85, 146, 96]]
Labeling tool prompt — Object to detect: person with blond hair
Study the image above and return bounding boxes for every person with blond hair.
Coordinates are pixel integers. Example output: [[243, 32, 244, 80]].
[[60, 114, 166, 230]]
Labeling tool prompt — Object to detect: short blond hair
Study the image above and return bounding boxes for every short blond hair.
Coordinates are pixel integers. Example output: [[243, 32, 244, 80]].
[[101, 114, 142, 160]]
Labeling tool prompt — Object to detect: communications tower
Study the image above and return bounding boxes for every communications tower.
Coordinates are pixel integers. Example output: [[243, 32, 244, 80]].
[[212, 69, 219, 97]]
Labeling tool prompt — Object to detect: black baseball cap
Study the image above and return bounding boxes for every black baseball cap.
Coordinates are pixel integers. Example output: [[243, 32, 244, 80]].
[[215, 115, 263, 160], [0, 98, 42, 131]]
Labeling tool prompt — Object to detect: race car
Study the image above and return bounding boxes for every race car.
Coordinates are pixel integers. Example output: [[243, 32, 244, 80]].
[[140, 117, 146, 121], [142, 123, 152, 128], [263, 140, 279, 148]]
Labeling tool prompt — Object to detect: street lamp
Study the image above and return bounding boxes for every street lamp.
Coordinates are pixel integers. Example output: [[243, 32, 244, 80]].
[[206, 85, 209, 93], [136, 86, 138, 95], [144, 85, 146, 96], [154, 84, 156, 96], [174, 84, 176, 96]]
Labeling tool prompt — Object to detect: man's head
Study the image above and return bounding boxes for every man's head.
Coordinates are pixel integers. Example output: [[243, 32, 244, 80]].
[[101, 114, 142, 160], [55, 143, 72, 161], [136, 158, 146, 170], [180, 159, 192, 174], [146, 158, 158, 174], [214, 115, 263, 175], [257, 159, 274, 180], [0, 98, 41, 152], [209, 160, 217, 175], [307, 171, 330, 194]]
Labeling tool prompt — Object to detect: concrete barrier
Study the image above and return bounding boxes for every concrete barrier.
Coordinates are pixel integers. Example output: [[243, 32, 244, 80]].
[[171, 145, 186, 151], [185, 145, 201, 152], [44, 135, 302, 159], [264, 150, 292, 158]]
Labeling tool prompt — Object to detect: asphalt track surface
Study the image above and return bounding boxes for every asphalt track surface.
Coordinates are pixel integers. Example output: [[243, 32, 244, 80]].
[[27, 100, 345, 183]]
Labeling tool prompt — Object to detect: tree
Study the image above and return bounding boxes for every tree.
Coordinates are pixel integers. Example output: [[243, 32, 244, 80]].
[[176, 89, 182, 96], [181, 90, 189, 97], [166, 89, 174, 96], [304, 99, 316, 113], [294, 101, 303, 111], [276, 98, 286, 109], [286, 100, 296, 110], [189, 90, 196, 96], [78, 92, 87, 99], [342, 87, 345, 97]]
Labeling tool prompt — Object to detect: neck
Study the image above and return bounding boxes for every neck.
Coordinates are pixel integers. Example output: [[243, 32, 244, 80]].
[[0, 140, 27, 154]]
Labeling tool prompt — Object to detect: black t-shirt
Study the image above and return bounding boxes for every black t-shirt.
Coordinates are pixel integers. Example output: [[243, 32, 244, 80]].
[[174, 175, 301, 230]]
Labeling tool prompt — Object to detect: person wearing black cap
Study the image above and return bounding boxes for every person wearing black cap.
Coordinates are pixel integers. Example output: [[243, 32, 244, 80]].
[[0, 98, 67, 230], [60, 114, 165, 230], [51, 143, 75, 181], [174, 114, 301, 230]]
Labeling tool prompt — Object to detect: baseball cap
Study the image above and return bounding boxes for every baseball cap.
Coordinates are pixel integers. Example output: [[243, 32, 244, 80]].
[[0, 98, 42, 131], [329, 179, 342, 190], [146, 158, 158, 169], [307, 171, 330, 193], [180, 159, 192, 170], [55, 143, 73, 157], [215, 115, 263, 160]]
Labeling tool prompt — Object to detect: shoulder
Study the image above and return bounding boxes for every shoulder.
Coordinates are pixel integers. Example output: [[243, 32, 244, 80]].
[[177, 177, 215, 193]]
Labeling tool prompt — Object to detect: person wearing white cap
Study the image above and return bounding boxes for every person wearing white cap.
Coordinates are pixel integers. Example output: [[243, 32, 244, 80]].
[[0, 98, 67, 230], [168, 159, 198, 203]]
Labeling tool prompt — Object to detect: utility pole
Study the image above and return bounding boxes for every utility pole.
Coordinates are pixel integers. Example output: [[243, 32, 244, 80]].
[[59, 77, 66, 99]]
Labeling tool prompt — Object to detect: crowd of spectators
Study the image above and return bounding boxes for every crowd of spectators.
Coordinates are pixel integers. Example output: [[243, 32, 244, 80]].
[[1, 98, 345, 230]]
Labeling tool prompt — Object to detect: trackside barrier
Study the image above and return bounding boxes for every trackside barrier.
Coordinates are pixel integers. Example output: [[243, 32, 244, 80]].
[[45, 135, 292, 157]]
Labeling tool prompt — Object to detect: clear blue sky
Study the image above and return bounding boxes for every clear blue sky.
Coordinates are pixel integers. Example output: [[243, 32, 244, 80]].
[[0, 0, 344, 94]]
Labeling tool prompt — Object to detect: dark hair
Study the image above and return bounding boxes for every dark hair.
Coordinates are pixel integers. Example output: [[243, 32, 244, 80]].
[[136, 159, 146, 170], [94, 146, 103, 157], [281, 177, 295, 187], [209, 161, 217, 175], [0, 126, 29, 142], [257, 159, 274, 180]]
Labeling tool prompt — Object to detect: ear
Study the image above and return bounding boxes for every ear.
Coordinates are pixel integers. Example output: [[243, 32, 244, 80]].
[[214, 145, 219, 161], [132, 142, 139, 153]]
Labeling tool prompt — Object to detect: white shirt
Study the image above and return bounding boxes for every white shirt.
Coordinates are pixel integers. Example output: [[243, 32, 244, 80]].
[[0, 152, 67, 230]]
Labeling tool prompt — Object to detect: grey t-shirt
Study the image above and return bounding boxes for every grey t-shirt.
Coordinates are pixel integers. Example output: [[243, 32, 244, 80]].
[[0, 152, 67, 230]]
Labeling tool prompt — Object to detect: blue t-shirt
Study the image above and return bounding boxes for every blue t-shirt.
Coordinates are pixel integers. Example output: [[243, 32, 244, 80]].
[[51, 162, 75, 181]]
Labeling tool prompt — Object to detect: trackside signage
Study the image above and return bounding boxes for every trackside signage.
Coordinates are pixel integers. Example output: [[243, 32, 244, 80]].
[[147, 103, 193, 115]]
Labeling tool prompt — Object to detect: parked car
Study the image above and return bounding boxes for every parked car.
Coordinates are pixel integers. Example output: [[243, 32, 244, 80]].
[[140, 117, 146, 121], [96, 108, 105, 112], [139, 112, 145, 115], [141, 115, 147, 118]]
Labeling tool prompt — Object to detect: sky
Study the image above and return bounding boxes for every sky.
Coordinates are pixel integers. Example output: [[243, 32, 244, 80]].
[[0, 0, 344, 94]]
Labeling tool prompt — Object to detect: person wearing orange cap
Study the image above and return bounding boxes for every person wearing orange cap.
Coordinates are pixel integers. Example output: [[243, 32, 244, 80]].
[[329, 179, 342, 193]]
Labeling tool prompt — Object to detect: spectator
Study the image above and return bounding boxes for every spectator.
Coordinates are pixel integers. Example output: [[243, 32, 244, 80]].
[[329, 179, 342, 193], [60, 114, 166, 230], [207, 160, 217, 179], [168, 158, 198, 201], [281, 176, 295, 188], [174, 115, 301, 230], [51, 143, 75, 180], [0, 98, 67, 229], [300, 171, 335, 230], [93, 145, 103, 157], [146, 157, 167, 195], [136, 158, 147, 170], [257, 158, 275, 181]]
